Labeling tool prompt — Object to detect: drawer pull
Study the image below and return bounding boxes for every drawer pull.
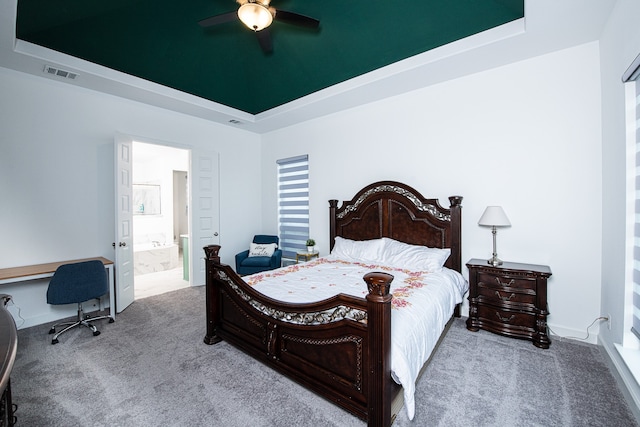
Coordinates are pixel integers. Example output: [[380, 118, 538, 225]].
[[496, 312, 515, 323], [495, 278, 515, 287], [495, 291, 516, 301]]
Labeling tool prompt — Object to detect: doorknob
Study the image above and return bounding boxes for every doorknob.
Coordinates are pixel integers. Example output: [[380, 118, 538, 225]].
[[214, 232, 219, 236], [119, 242, 127, 247]]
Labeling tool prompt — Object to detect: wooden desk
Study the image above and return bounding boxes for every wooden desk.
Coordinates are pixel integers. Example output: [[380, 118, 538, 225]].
[[0, 257, 116, 321]]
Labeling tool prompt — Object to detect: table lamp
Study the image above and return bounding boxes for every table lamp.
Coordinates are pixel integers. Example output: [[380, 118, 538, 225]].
[[478, 206, 511, 266]]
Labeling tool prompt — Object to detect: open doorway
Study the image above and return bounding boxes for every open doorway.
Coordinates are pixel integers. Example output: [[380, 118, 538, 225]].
[[132, 141, 190, 299], [115, 137, 219, 312]]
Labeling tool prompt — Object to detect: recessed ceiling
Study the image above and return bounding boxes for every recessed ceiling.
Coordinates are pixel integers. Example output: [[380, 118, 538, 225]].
[[15, 0, 524, 115]]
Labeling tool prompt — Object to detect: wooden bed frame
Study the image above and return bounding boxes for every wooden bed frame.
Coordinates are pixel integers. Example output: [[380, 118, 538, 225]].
[[203, 181, 462, 427]]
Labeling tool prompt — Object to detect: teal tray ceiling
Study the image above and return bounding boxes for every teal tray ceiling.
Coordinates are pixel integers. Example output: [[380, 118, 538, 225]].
[[16, 0, 523, 115]]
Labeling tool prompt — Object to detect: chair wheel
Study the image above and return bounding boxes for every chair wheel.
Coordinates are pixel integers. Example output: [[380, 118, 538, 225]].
[[109, 318, 115, 323], [49, 327, 55, 334], [51, 338, 59, 345], [93, 330, 101, 337]]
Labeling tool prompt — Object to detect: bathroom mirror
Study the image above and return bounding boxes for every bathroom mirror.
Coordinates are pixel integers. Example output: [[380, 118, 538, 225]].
[[133, 184, 161, 215]]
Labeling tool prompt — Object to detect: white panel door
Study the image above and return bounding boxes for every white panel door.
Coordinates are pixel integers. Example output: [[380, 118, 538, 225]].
[[190, 149, 220, 285], [114, 136, 135, 312]]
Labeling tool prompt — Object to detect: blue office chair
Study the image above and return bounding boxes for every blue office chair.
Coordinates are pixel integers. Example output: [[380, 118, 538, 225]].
[[46, 260, 114, 345], [235, 235, 282, 276]]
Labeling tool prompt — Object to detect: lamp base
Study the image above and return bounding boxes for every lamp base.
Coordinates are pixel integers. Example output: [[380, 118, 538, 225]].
[[487, 255, 503, 267]]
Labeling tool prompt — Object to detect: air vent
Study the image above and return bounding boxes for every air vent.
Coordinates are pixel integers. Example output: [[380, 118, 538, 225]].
[[43, 65, 78, 80]]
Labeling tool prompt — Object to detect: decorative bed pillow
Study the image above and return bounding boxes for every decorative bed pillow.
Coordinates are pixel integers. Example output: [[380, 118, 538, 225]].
[[380, 238, 450, 272], [248, 242, 278, 257], [331, 236, 385, 263]]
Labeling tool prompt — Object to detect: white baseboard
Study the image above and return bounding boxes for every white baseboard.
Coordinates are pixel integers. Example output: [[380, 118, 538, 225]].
[[547, 322, 600, 345], [7, 299, 110, 330], [600, 337, 640, 423]]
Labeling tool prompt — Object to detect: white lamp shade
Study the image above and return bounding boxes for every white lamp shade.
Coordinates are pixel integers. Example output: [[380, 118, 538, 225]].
[[238, 3, 273, 31], [478, 206, 511, 227]]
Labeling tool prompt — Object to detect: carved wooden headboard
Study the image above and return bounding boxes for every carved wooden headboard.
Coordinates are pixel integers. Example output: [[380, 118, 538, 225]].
[[329, 181, 463, 273]]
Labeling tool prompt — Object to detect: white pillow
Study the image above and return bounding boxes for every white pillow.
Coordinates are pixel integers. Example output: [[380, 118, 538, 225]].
[[331, 236, 450, 272], [331, 236, 385, 263], [248, 242, 278, 257], [380, 237, 450, 272]]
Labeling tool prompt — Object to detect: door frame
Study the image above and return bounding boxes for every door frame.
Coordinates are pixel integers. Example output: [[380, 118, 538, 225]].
[[114, 134, 220, 310]]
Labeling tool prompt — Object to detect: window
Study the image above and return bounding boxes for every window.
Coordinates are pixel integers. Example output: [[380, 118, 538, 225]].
[[277, 155, 309, 259], [628, 56, 640, 342], [616, 53, 640, 384]]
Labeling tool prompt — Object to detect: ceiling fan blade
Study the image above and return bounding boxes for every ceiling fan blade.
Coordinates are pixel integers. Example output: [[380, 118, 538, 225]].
[[198, 11, 238, 27], [274, 10, 320, 29], [256, 28, 273, 53]]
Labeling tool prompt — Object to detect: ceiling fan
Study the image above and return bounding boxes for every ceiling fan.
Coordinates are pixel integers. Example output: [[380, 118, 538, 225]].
[[198, 0, 320, 53]]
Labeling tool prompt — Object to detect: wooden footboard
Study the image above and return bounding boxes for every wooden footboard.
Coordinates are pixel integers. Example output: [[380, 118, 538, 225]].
[[203, 245, 398, 426], [202, 181, 463, 427]]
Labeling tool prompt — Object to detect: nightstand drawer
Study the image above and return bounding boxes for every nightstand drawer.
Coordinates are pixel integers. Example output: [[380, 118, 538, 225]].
[[476, 284, 536, 306], [476, 304, 536, 331], [477, 271, 537, 291]]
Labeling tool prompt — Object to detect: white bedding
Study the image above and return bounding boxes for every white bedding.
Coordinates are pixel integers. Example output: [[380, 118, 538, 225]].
[[245, 254, 468, 420]]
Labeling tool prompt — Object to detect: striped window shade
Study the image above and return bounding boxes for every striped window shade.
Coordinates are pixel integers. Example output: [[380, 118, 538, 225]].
[[277, 155, 309, 260], [626, 54, 640, 339]]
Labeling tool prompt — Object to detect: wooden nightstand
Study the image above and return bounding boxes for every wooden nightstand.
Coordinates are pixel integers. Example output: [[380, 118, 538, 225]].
[[466, 258, 552, 348], [296, 251, 319, 263]]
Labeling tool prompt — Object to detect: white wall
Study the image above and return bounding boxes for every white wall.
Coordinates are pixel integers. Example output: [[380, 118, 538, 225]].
[[261, 42, 603, 340], [0, 66, 262, 328], [598, 0, 640, 416]]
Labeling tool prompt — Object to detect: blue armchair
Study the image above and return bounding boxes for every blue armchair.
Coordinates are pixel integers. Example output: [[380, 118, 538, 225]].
[[235, 235, 282, 276]]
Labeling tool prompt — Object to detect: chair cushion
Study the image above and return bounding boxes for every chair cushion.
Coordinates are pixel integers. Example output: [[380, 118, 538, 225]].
[[240, 256, 272, 267]]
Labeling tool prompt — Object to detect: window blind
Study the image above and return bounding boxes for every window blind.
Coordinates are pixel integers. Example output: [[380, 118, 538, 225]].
[[628, 57, 640, 339], [277, 155, 309, 260]]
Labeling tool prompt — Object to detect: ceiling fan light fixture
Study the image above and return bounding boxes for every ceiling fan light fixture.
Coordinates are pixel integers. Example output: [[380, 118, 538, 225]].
[[237, 3, 273, 31]]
